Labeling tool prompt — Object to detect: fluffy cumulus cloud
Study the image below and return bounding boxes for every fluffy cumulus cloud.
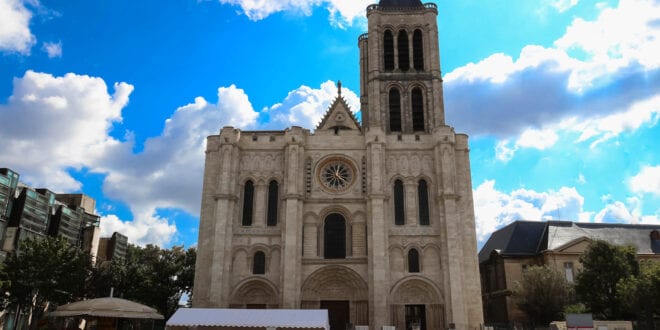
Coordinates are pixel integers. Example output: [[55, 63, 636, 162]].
[[261, 80, 360, 130], [473, 180, 587, 242], [444, 0, 660, 160], [594, 197, 659, 225], [217, 0, 371, 27], [42, 41, 62, 58], [0, 71, 360, 246], [0, 0, 36, 54], [629, 165, 660, 196]]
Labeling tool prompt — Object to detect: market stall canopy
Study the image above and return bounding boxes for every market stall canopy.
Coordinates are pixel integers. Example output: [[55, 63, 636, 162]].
[[49, 297, 164, 320], [166, 308, 329, 329]]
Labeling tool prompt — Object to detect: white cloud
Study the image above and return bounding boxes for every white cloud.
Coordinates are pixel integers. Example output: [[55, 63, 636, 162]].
[[261, 80, 360, 130], [473, 180, 586, 242], [42, 41, 62, 58], [546, 0, 579, 13], [444, 0, 660, 159], [217, 0, 371, 27], [629, 165, 660, 196], [0, 72, 361, 246], [594, 197, 660, 225], [0, 0, 36, 54]]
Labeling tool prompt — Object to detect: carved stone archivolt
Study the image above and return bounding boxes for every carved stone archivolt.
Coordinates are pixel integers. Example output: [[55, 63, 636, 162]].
[[230, 278, 279, 305], [390, 277, 443, 305], [301, 265, 368, 301]]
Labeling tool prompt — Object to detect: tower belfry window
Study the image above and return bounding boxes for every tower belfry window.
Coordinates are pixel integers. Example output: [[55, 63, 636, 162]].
[[398, 30, 410, 71], [242, 180, 254, 226], [411, 87, 425, 132], [418, 179, 430, 225], [389, 88, 402, 132], [384, 30, 395, 71], [413, 29, 424, 70]]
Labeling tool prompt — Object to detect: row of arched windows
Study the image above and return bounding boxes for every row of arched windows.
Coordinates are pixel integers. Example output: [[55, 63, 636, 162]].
[[389, 87, 425, 132], [242, 180, 279, 226], [393, 179, 430, 226], [384, 29, 424, 72]]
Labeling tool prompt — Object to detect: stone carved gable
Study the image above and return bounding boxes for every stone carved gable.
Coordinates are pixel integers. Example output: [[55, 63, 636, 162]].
[[301, 265, 368, 301], [390, 278, 443, 305], [316, 83, 361, 132]]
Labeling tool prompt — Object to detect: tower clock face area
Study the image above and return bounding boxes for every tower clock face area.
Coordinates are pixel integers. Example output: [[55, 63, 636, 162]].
[[317, 157, 356, 193]]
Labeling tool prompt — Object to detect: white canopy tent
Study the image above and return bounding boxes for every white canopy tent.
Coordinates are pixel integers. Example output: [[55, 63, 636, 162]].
[[166, 308, 329, 330]]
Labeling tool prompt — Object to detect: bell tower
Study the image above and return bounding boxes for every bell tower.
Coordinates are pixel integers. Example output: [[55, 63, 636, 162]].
[[358, 0, 445, 134]]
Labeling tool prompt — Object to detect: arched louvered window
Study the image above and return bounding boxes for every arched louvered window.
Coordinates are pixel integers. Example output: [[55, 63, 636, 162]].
[[398, 30, 410, 71], [394, 180, 405, 226], [389, 88, 402, 132], [324, 213, 346, 259], [418, 179, 430, 225], [412, 87, 424, 132], [384, 30, 395, 71], [413, 29, 424, 70], [253, 251, 266, 274], [266, 180, 279, 226], [242, 180, 254, 226], [408, 249, 420, 273]]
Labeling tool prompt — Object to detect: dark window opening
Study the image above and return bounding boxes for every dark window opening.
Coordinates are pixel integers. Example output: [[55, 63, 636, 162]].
[[389, 88, 402, 132], [394, 180, 405, 225], [253, 251, 266, 274], [242, 180, 254, 226], [411, 88, 425, 132], [398, 30, 410, 71], [408, 249, 420, 273], [418, 179, 430, 225], [267, 180, 278, 226], [324, 213, 346, 259], [413, 29, 424, 70], [384, 30, 395, 71], [405, 304, 426, 330]]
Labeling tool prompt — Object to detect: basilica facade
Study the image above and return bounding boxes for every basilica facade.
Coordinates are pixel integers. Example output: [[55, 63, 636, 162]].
[[192, 1, 484, 329]]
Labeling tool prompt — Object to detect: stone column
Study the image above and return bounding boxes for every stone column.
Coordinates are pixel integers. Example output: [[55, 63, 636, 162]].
[[404, 181, 417, 225], [366, 137, 389, 328], [281, 129, 305, 308]]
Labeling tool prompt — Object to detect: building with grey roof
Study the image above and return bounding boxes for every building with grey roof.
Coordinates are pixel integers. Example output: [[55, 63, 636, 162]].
[[479, 220, 660, 326]]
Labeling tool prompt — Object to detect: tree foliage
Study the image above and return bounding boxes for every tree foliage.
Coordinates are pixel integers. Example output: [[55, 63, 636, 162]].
[[88, 244, 196, 319], [4, 236, 92, 329], [512, 265, 571, 326], [575, 240, 638, 320], [617, 260, 660, 329]]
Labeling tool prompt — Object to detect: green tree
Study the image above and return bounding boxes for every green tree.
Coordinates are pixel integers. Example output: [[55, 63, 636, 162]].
[[4, 236, 92, 330], [512, 265, 571, 327], [88, 244, 196, 319], [575, 240, 639, 320], [617, 260, 660, 329]]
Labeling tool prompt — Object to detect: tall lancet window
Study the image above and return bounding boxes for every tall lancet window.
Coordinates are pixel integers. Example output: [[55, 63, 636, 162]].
[[242, 180, 254, 226], [398, 30, 410, 71], [389, 88, 402, 132], [253, 251, 266, 274], [394, 179, 405, 225], [418, 179, 430, 225], [411, 87, 425, 132], [266, 180, 279, 226], [384, 30, 395, 71], [413, 29, 424, 70], [324, 213, 346, 259]]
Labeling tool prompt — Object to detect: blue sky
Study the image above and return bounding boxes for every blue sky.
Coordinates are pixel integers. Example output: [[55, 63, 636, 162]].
[[0, 0, 658, 248]]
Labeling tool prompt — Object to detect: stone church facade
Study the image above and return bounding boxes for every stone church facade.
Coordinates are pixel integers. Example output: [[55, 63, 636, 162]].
[[192, 1, 484, 329]]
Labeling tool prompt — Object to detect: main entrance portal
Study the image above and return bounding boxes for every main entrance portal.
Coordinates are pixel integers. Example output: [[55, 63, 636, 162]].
[[321, 300, 350, 330]]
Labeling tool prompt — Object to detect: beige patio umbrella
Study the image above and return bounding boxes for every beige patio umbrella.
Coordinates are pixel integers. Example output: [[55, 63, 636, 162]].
[[49, 297, 163, 329]]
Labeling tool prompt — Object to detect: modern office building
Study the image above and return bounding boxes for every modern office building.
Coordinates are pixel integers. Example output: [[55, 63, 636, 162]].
[[193, 1, 484, 329]]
